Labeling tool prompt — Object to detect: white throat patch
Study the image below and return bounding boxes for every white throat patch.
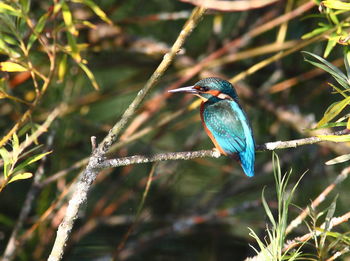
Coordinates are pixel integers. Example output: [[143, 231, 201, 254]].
[[217, 93, 234, 100]]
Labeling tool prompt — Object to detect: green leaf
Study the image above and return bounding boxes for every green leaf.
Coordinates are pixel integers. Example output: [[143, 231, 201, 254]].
[[317, 134, 350, 142], [0, 147, 11, 178], [28, 13, 49, 50], [2, 34, 18, 45], [58, 54, 67, 82], [317, 96, 350, 127], [329, 10, 339, 24], [323, 0, 350, 10], [314, 122, 347, 129], [302, 51, 349, 89], [320, 196, 337, 250], [0, 61, 27, 72], [8, 172, 32, 184], [53, 1, 62, 14], [323, 35, 337, 58], [328, 82, 348, 98], [71, 0, 112, 24], [302, 26, 330, 39], [62, 2, 77, 35], [13, 151, 51, 173], [345, 48, 350, 79], [19, 0, 30, 13], [66, 32, 81, 62], [0, 3, 22, 17], [12, 133, 19, 152], [78, 62, 100, 90], [0, 35, 21, 58], [261, 187, 276, 228], [326, 153, 350, 165]]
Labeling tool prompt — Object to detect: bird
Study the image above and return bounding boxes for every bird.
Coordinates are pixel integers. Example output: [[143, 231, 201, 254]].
[[169, 77, 255, 177]]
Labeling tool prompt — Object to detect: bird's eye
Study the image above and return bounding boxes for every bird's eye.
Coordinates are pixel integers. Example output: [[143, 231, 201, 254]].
[[199, 86, 209, 92]]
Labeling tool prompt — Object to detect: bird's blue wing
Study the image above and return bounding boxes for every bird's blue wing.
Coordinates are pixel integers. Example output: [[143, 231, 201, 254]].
[[203, 100, 255, 177], [203, 100, 246, 154]]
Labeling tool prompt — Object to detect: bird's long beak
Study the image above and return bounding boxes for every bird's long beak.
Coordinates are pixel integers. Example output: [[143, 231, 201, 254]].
[[168, 86, 198, 94]]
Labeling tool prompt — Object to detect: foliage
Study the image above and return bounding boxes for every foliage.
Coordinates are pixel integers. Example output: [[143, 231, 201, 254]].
[[302, 50, 350, 165], [249, 152, 303, 261], [302, 0, 350, 57], [0, 133, 50, 191]]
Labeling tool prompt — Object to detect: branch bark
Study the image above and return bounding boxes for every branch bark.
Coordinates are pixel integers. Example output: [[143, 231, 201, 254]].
[[97, 130, 349, 170]]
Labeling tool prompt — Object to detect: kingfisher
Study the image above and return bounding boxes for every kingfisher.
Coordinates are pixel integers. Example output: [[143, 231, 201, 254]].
[[169, 77, 255, 177]]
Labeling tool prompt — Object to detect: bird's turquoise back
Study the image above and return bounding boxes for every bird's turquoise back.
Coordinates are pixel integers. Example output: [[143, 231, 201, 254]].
[[202, 99, 255, 177]]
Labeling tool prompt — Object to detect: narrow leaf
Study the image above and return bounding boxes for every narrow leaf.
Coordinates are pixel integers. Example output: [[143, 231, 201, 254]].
[[261, 187, 276, 228], [314, 122, 347, 129], [13, 151, 52, 173], [324, 36, 337, 58], [58, 54, 67, 82], [78, 62, 100, 90], [12, 133, 19, 152], [326, 153, 350, 165], [0, 36, 21, 58], [28, 13, 49, 50], [0, 147, 10, 163], [20, 0, 30, 13], [320, 196, 337, 249], [302, 26, 330, 39], [53, 2, 62, 14], [66, 32, 81, 62], [0, 148, 11, 178], [0, 62, 27, 72], [329, 11, 339, 25], [323, 0, 350, 10], [72, 0, 112, 24], [302, 51, 349, 89], [317, 96, 350, 127], [345, 48, 350, 79], [8, 172, 33, 184], [62, 2, 78, 35], [2, 34, 17, 45], [0, 3, 22, 17], [317, 134, 350, 142]]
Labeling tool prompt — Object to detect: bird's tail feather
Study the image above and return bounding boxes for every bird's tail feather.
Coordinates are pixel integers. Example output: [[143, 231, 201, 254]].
[[239, 148, 255, 177]]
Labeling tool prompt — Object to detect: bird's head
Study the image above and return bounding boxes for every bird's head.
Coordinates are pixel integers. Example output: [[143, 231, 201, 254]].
[[168, 77, 238, 102]]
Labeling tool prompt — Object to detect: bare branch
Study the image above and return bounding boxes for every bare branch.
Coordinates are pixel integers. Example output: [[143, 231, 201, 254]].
[[98, 149, 220, 169], [97, 131, 350, 170]]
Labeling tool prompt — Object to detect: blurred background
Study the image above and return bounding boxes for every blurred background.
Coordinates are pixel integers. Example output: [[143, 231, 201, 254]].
[[1, 0, 350, 260]]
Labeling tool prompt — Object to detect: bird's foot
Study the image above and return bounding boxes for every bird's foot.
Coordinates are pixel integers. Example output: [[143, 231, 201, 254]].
[[212, 148, 221, 158]]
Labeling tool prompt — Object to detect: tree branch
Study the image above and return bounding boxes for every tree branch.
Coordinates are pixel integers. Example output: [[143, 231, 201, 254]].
[[97, 131, 349, 170]]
